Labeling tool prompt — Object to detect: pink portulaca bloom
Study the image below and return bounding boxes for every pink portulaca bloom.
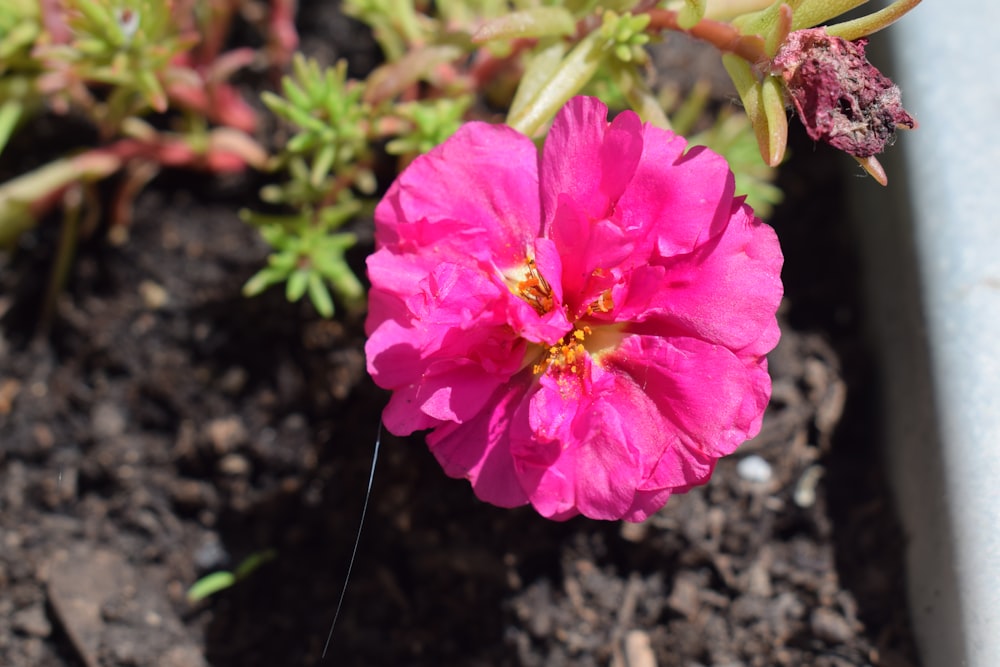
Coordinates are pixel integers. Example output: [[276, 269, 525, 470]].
[[365, 96, 783, 522]]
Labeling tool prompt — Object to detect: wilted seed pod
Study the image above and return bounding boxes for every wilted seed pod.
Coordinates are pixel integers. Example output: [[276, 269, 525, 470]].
[[772, 28, 916, 158]]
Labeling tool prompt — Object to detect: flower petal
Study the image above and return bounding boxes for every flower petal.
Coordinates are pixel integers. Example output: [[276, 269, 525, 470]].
[[366, 260, 529, 435], [547, 195, 629, 316], [617, 134, 736, 259], [366, 260, 517, 377], [427, 377, 533, 508], [513, 364, 671, 520], [620, 488, 672, 523], [375, 121, 541, 269], [540, 96, 643, 225], [606, 334, 771, 459], [381, 358, 515, 435], [624, 201, 783, 356]]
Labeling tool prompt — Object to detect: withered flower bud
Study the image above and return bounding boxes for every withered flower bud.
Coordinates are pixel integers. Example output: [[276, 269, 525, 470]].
[[772, 28, 916, 158]]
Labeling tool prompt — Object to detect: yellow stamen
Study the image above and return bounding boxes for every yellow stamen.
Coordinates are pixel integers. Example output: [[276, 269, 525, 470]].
[[532, 327, 593, 377], [587, 289, 615, 315], [513, 257, 554, 315]]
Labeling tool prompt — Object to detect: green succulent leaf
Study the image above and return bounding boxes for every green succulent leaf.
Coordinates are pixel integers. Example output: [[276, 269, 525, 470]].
[[473, 7, 577, 43], [0, 101, 24, 157], [186, 572, 236, 602], [677, 0, 707, 30], [243, 266, 289, 297], [507, 30, 604, 136], [825, 0, 923, 41], [722, 54, 788, 167], [792, 0, 868, 30], [306, 272, 335, 318], [286, 268, 310, 302]]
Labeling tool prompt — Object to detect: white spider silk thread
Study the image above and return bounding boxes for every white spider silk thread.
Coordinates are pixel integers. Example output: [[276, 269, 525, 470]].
[[321, 421, 382, 658]]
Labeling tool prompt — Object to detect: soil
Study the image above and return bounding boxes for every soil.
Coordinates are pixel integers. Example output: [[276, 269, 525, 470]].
[[0, 6, 919, 667]]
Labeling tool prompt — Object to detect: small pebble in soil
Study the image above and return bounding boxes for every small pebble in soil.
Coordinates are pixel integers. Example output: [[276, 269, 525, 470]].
[[138, 280, 169, 309], [810, 607, 855, 644], [91, 401, 127, 440], [217, 453, 251, 476], [205, 416, 248, 454], [0, 378, 21, 415], [619, 521, 649, 543], [794, 464, 825, 508], [12, 605, 51, 638], [217, 367, 249, 395], [623, 629, 657, 667], [193, 534, 229, 570], [667, 572, 701, 619], [736, 454, 773, 483]]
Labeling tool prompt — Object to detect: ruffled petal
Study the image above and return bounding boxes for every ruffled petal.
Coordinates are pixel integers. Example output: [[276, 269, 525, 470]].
[[381, 358, 515, 435], [513, 362, 675, 520], [624, 201, 783, 356], [375, 121, 541, 269], [540, 97, 643, 225], [427, 376, 533, 508], [540, 100, 647, 316], [620, 488, 673, 523], [619, 445, 717, 522], [606, 334, 771, 459], [616, 134, 736, 259], [366, 261, 516, 374], [546, 196, 629, 317], [366, 261, 529, 435]]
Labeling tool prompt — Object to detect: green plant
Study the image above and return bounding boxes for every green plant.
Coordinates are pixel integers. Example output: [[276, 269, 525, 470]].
[[243, 0, 920, 317], [0, 0, 274, 241], [0, 0, 282, 329], [1, 0, 921, 323], [186, 549, 278, 602]]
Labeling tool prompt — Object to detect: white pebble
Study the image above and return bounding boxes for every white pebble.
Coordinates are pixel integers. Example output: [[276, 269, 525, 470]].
[[736, 455, 773, 483], [624, 629, 657, 667], [794, 464, 825, 507]]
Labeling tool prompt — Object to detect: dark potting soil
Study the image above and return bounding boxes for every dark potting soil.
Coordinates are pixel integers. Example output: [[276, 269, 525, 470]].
[[0, 6, 919, 667]]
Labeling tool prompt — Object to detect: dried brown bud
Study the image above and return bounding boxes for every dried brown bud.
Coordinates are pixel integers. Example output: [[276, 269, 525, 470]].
[[772, 28, 916, 158]]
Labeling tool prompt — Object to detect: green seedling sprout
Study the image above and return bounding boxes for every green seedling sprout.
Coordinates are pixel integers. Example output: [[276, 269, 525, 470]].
[[186, 549, 278, 602], [242, 196, 365, 319]]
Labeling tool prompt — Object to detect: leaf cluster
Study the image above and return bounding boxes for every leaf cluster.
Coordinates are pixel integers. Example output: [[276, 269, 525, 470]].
[[242, 56, 372, 318], [0, 0, 273, 247], [36, 0, 196, 128]]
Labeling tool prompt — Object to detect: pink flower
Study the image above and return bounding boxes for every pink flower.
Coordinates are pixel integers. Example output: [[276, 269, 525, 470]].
[[365, 96, 783, 521]]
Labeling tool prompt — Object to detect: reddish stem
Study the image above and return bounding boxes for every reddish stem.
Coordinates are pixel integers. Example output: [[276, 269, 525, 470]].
[[646, 9, 769, 65], [467, 38, 535, 92]]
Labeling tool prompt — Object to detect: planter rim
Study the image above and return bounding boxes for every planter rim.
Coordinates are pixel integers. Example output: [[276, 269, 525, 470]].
[[863, 3, 1000, 666]]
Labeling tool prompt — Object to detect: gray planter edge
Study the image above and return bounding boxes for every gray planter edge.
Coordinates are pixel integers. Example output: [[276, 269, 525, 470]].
[[849, 3, 1000, 666]]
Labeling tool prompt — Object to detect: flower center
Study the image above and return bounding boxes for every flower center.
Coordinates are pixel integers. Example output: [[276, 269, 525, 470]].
[[534, 326, 592, 376], [513, 258, 554, 315], [528, 322, 627, 377]]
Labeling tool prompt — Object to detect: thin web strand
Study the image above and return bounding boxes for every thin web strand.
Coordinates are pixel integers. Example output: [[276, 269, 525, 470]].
[[321, 421, 382, 658]]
